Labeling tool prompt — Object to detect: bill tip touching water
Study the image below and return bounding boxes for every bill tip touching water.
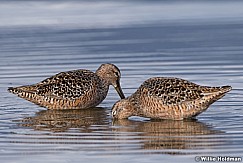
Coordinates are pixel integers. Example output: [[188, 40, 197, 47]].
[[8, 63, 125, 110], [112, 77, 232, 120]]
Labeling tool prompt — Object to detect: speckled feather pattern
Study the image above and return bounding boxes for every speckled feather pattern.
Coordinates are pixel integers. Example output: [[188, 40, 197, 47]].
[[8, 64, 124, 110], [8, 70, 107, 109], [112, 77, 232, 120], [140, 77, 228, 105], [36, 70, 103, 100]]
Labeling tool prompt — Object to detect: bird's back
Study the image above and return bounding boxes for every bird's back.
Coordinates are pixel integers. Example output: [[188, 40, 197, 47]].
[[134, 77, 232, 119], [8, 69, 107, 109]]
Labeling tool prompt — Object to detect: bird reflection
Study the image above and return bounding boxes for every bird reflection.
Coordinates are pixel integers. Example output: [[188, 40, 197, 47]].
[[16, 109, 224, 154], [112, 118, 224, 154], [18, 107, 109, 132]]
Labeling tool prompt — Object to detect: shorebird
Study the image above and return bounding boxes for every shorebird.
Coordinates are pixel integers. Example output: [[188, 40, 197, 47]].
[[112, 77, 232, 120], [8, 63, 125, 109]]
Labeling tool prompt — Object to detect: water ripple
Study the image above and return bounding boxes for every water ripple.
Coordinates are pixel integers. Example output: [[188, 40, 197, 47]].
[[0, 8, 243, 162]]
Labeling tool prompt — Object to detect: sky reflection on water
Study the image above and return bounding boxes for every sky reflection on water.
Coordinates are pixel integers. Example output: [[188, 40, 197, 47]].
[[0, 1, 243, 163]]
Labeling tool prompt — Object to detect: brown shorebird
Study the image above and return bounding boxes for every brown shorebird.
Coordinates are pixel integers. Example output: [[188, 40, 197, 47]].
[[112, 77, 232, 120], [8, 63, 125, 109]]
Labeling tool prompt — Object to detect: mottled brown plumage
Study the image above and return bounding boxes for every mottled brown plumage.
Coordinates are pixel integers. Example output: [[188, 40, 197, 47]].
[[8, 63, 125, 109], [112, 77, 232, 120]]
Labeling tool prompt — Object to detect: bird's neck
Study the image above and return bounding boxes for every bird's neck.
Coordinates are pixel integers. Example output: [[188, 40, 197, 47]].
[[96, 70, 111, 86]]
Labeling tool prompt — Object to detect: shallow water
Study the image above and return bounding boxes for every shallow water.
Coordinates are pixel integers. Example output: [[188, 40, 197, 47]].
[[1, 1, 243, 163]]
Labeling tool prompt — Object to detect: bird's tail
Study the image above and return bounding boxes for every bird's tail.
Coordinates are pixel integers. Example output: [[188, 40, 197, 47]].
[[8, 86, 20, 94], [219, 85, 232, 94], [8, 85, 37, 98], [201, 85, 232, 105]]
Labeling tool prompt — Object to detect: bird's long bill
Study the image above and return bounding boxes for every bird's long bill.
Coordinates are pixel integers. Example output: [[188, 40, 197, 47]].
[[114, 81, 125, 99]]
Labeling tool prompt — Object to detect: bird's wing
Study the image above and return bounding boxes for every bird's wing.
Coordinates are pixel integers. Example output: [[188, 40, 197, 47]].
[[28, 69, 99, 100], [141, 77, 204, 105]]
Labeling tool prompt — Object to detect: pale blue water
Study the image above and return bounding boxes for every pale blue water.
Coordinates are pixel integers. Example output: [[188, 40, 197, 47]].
[[0, 1, 243, 163]]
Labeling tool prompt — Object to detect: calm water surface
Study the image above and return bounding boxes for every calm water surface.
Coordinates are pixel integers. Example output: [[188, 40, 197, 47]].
[[0, 1, 243, 163]]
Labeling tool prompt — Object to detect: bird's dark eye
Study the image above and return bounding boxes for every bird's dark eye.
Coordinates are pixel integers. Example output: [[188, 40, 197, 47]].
[[112, 110, 117, 116], [114, 71, 120, 77]]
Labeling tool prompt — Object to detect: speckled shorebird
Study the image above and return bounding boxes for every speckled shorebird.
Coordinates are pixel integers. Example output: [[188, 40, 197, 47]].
[[112, 77, 232, 120], [8, 63, 125, 109]]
